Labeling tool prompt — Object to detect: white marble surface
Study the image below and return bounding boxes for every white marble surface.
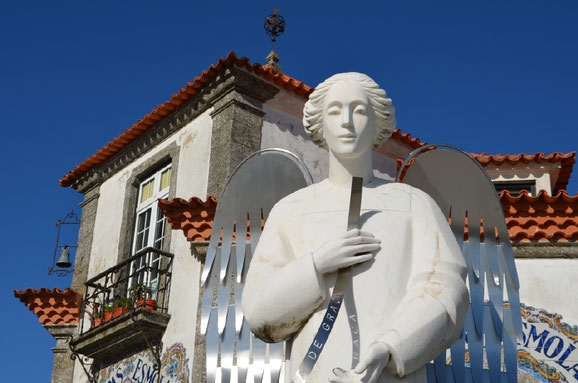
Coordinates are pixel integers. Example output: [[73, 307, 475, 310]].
[[242, 73, 469, 382]]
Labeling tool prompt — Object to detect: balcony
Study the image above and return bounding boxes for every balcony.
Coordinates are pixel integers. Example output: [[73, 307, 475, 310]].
[[70, 247, 173, 361]]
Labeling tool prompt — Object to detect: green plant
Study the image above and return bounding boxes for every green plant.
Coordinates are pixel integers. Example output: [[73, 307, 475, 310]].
[[103, 304, 113, 312], [111, 296, 133, 309], [113, 297, 122, 309], [92, 301, 102, 318], [130, 283, 151, 300]]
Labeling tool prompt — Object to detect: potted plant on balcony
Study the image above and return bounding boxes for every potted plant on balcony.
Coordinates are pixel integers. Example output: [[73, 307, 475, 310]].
[[131, 283, 157, 310], [103, 303, 113, 323], [112, 297, 130, 319], [91, 301, 102, 328]]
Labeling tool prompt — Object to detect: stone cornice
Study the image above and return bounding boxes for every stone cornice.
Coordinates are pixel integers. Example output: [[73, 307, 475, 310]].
[[513, 242, 578, 259]]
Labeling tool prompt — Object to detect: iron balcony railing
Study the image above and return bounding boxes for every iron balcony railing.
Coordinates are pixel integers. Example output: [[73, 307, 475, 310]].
[[79, 247, 173, 335]]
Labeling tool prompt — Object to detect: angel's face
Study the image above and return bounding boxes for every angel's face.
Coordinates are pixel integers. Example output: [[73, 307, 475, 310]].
[[322, 79, 375, 158]]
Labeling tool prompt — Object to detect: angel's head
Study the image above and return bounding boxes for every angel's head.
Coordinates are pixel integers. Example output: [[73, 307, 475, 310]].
[[303, 72, 396, 156]]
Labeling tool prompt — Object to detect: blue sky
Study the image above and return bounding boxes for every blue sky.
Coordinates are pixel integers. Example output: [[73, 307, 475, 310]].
[[1, 1, 577, 381]]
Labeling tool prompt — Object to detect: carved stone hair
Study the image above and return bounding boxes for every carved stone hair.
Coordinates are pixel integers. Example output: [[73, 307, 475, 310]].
[[303, 72, 396, 148]]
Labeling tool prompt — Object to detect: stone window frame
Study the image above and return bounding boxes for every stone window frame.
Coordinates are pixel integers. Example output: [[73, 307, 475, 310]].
[[117, 142, 180, 264]]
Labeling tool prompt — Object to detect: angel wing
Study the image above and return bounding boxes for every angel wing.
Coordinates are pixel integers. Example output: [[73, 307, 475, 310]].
[[201, 148, 313, 383], [397, 144, 522, 383]]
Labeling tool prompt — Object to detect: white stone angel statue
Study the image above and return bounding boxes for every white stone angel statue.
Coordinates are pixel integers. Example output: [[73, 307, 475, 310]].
[[241, 73, 470, 383]]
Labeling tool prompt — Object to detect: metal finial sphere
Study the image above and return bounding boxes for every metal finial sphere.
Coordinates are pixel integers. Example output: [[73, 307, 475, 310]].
[[264, 8, 286, 44]]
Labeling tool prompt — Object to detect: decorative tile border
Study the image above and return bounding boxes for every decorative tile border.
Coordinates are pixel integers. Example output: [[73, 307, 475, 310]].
[[97, 343, 190, 383], [518, 303, 578, 382]]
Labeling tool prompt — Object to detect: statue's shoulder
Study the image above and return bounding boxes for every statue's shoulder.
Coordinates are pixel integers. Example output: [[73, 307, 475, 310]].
[[270, 180, 345, 218], [273, 181, 321, 209], [377, 181, 424, 195], [374, 180, 439, 211]]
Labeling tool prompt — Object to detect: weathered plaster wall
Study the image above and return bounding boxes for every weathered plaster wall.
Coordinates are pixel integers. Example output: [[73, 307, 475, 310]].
[[175, 111, 213, 200], [372, 151, 397, 181], [87, 170, 128, 278], [516, 258, 578, 324], [72, 357, 85, 383], [262, 91, 328, 183], [160, 230, 200, 374]]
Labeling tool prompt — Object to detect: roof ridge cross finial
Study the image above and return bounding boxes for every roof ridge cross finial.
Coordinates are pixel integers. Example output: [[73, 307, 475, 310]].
[[264, 8, 285, 74]]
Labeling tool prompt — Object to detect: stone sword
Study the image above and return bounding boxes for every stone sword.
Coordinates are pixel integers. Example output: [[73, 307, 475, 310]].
[[294, 176, 364, 382]]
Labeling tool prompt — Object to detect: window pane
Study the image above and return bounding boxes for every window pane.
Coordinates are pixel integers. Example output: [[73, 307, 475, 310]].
[[136, 232, 144, 250], [145, 209, 151, 227], [140, 179, 155, 203], [143, 212, 150, 247], [140, 183, 146, 203], [150, 260, 160, 290], [153, 206, 166, 249], [160, 168, 171, 191], [137, 209, 148, 232], [135, 209, 151, 251], [494, 182, 536, 196]]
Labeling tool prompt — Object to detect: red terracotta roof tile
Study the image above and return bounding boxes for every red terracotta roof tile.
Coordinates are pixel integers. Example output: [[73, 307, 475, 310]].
[[474, 152, 574, 166], [159, 196, 217, 242], [390, 129, 426, 149], [474, 152, 576, 192], [501, 190, 578, 242], [14, 287, 82, 325], [59, 52, 314, 188], [159, 195, 262, 242], [161, 191, 578, 244]]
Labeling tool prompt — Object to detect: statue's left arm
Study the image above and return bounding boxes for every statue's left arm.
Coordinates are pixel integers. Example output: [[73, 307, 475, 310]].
[[376, 187, 469, 378]]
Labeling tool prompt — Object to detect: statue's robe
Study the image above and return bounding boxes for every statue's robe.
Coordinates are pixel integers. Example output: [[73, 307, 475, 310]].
[[243, 179, 469, 382]]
